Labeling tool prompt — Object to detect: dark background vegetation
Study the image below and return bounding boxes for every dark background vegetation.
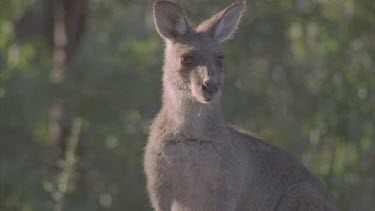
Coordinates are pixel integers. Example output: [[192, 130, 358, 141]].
[[0, 0, 374, 210]]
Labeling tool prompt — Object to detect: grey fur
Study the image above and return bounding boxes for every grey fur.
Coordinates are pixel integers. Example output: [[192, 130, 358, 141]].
[[144, 1, 339, 210]]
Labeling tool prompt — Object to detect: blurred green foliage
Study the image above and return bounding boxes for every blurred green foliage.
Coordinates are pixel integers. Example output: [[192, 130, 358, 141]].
[[0, 0, 374, 210]]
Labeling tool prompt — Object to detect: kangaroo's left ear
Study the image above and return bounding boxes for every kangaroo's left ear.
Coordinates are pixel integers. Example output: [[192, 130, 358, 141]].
[[153, 0, 190, 41], [197, 1, 245, 43]]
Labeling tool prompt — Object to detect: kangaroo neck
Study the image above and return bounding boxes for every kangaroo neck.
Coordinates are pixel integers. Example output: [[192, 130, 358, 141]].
[[160, 80, 226, 138]]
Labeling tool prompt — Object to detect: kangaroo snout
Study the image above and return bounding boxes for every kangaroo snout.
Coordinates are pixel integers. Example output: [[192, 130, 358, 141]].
[[202, 79, 218, 94]]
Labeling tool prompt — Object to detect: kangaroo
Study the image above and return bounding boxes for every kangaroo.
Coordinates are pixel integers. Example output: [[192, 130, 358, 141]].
[[144, 1, 339, 211]]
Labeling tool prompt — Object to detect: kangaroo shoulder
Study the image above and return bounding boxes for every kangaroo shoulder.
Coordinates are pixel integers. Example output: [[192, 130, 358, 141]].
[[275, 182, 339, 211]]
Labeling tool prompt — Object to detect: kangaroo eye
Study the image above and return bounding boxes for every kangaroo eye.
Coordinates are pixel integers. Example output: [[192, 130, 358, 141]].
[[216, 55, 224, 66], [181, 55, 193, 65]]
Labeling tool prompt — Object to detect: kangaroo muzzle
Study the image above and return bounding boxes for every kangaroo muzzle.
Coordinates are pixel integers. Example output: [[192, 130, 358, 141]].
[[202, 79, 219, 95]]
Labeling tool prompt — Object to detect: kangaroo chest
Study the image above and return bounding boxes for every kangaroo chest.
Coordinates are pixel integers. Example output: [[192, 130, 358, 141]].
[[160, 137, 230, 205], [164, 139, 222, 189]]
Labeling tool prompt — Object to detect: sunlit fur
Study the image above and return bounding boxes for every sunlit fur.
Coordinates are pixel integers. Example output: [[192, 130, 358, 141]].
[[144, 1, 339, 211]]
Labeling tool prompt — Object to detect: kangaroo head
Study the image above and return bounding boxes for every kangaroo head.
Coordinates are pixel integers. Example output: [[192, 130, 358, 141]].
[[154, 1, 245, 104]]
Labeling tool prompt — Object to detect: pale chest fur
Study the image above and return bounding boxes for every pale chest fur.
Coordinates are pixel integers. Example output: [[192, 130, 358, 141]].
[[164, 139, 223, 194], [146, 132, 243, 210]]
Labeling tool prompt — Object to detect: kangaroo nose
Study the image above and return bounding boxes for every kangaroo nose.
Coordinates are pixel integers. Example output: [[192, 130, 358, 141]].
[[202, 80, 218, 94]]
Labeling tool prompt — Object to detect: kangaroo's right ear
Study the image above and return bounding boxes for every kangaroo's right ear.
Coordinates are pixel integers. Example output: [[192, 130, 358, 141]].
[[197, 1, 245, 43], [153, 1, 190, 40]]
